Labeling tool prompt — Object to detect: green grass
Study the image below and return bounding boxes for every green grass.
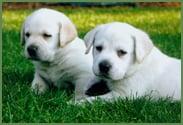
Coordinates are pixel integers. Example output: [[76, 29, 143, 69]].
[[2, 6, 181, 123]]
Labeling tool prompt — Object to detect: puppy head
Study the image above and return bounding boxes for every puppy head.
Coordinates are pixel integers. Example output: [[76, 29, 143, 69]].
[[21, 8, 77, 62], [84, 22, 153, 80]]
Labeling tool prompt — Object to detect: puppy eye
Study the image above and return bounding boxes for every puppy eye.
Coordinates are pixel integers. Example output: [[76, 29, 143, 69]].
[[96, 46, 103, 52], [117, 49, 127, 57], [25, 32, 30, 38], [43, 33, 52, 38]]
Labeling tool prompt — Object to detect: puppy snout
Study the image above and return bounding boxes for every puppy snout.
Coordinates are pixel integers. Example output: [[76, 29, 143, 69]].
[[99, 60, 111, 74], [27, 45, 38, 58]]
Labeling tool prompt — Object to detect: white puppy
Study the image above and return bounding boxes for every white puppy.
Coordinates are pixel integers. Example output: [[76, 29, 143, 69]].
[[21, 8, 96, 100], [84, 22, 181, 101]]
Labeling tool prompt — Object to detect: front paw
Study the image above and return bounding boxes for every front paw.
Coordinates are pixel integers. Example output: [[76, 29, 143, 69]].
[[67, 99, 87, 105], [68, 97, 96, 105], [31, 82, 48, 95]]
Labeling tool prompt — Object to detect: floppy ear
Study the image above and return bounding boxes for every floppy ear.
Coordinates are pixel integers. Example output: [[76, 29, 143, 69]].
[[20, 21, 25, 46], [133, 29, 154, 63], [84, 25, 103, 54], [59, 16, 77, 47]]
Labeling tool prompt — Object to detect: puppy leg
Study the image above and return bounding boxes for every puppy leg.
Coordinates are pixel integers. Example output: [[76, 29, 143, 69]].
[[74, 78, 91, 100], [66, 81, 85, 104], [73, 75, 99, 101], [31, 72, 48, 94]]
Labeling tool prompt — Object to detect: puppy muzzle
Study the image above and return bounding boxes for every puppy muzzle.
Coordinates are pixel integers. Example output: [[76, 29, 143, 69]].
[[99, 60, 111, 75], [27, 45, 39, 60]]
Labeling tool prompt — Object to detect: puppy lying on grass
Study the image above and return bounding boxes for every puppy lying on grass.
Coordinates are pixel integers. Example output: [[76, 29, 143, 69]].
[[84, 22, 181, 102]]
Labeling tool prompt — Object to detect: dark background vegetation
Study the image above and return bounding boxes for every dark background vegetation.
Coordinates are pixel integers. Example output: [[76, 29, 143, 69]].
[[3, 2, 181, 9]]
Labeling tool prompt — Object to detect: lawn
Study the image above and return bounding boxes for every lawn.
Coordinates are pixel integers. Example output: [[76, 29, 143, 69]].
[[2, 6, 181, 123]]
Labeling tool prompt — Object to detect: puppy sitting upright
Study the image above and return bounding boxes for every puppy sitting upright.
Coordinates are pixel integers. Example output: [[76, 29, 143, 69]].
[[21, 8, 96, 100], [84, 22, 181, 101]]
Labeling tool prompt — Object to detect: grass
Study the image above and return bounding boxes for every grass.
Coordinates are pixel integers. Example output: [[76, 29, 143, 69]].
[[2, 6, 181, 123]]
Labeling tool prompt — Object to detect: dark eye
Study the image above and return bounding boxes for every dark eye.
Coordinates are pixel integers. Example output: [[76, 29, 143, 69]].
[[25, 32, 30, 37], [96, 46, 103, 52], [43, 33, 52, 38], [117, 49, 127, 57]]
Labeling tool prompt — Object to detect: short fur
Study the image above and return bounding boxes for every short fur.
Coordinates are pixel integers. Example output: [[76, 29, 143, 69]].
[[21, 8, 96, 100], [84, 22, 181, 102]]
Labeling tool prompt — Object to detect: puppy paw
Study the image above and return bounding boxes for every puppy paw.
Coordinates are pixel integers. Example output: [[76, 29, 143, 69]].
[[31, 82, 48, 95], [67, 100, 77, 105], [67, 98, 90, 105], [75, 97, 97, 105]]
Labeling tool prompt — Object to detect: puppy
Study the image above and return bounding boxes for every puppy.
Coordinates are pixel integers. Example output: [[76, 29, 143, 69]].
[[21, 8, 97, 100], [84, 22, 181, 101]]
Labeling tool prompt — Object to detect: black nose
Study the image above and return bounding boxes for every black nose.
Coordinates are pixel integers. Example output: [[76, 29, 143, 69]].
[[99, 60, 111, 74], [27, 45, 38, 58]]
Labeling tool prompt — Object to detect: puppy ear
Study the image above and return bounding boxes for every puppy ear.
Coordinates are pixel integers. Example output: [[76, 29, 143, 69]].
[[59, 16, 77, 47], [20, 21, 25, 46], [84, 25, 103, 54], [133, 29, 153, 63]]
